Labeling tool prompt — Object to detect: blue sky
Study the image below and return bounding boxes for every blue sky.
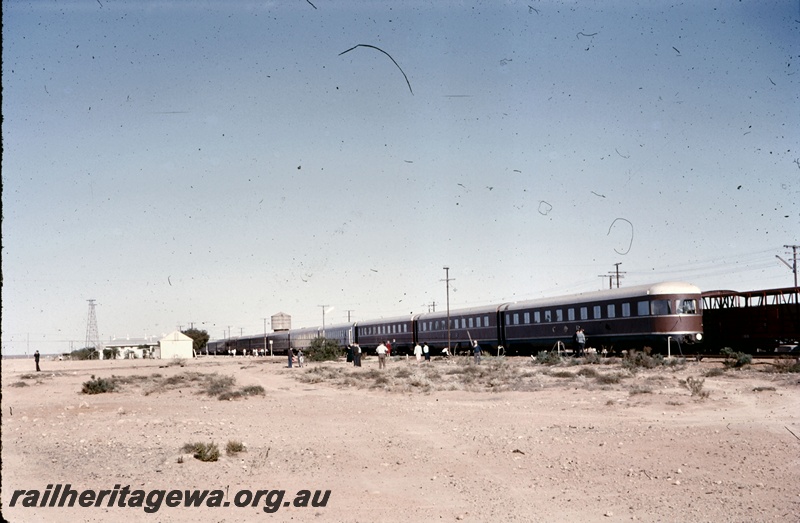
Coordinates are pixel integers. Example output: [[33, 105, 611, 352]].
[[3, 0, 798, 354]]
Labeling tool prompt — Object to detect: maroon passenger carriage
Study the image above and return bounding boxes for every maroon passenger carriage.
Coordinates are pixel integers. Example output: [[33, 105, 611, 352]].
[[499, 282, 704, 355], [414, 304, 504, 356], [354, 315, 415, 354]]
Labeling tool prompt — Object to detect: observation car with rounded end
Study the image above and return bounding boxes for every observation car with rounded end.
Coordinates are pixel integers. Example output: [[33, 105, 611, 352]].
[[499, 282, 703, 354]]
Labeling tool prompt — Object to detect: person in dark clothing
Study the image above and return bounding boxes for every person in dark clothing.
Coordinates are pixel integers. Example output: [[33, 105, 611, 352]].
[[472, 340, 482, 364], [34, 350, 41, 372], [288, 347, 294, 368]]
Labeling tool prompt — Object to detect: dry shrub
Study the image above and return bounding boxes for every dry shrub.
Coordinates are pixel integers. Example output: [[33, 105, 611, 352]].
[[629, 385, 653, 395], [182, 442, 219, 462], [704, 367, 726, 377], [766, 358, 800, 374], [81, 375, 116, 394], [595, 372, 626, 385], [226, 440, 246, 455], [684, 376, 709, 398]]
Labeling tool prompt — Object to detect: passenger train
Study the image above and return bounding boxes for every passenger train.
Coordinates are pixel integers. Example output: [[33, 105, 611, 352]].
[[207, 282, 704, 356]]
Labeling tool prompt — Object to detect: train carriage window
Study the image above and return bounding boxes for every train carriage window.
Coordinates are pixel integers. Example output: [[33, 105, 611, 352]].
[[461, 319, 467, 329], [607, 304, 616, 318], [556, 310, 563, 322], [568, 308, 575, 321], [622, 303, 631, 317], [468, 318, 474, 328], [523, 312, 530, 324], [677, 299, 697, 314], [534, 311, 541, 323], [593, 305, 602, 319], [580, 307, 588, 320], [475, 317, 481, 328], [544, 310, 552, 322], [651, 300, 672, 315], [484, 315, 490, 326], [637, 301, 650, 316]]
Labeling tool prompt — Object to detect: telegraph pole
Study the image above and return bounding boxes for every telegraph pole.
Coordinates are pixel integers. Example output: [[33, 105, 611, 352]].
[[263, 318, 267, 356], [777, 244, 799, 289], [442, 267, 454, 353], [319, 305, 330, 337], [346, 310, 355, 322], [609, 263, 626, 288]]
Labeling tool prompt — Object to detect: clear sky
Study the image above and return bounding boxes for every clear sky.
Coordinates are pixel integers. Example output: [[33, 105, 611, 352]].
[[3, 0, 798, 355]]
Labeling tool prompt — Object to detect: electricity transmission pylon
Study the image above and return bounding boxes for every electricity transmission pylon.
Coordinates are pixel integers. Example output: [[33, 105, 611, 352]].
[[84, 299, 102, 359]]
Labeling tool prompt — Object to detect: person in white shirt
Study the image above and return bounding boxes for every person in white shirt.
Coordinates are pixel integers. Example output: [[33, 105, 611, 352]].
[[413, 343, 423, 363], [376, 342, 388, 369]]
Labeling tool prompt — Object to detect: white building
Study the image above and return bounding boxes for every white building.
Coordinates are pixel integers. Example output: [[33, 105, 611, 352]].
[[158, 331, 194, 360], [104, 336, 160, 359]]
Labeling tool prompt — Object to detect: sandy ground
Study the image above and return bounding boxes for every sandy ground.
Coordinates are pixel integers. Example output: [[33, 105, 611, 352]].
[[1, 354, 799, 523]]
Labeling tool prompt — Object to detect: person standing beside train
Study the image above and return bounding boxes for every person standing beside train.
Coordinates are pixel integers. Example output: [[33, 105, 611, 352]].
[[472, 340, 482, 364], [423, 342, 431, 363], [353, 343, 362, 367], [376, 342, 388, 369], [287, 347, 294, 368], [574, 327, 586, 357], [413, 342, 423, 363]]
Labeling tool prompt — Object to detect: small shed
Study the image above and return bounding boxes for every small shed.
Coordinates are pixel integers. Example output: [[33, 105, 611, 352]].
[[158, 331, 194, 360]]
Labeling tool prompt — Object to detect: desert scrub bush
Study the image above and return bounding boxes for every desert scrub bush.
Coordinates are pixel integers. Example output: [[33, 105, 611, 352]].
[[583, 352, 601, 365], [306, 337, 342, 362], [182, 442, 220, 462], [218, 385, 266, 401], [393, 367, 412, 378], [548, 370, 575, 379], [622, 350, 663, 371], [226, 440, 246, 455], [200, 375, 236, 397], [372, 373, 391, 387], [766, 358, 800, 373], [296, 366, 345, 384], [629, 385, 653, 395], [11, 381, 29, 387], [167, 357, 187, 367], [684, 376, 709, 398], [81, 375, 117, 394], [535, 351, 562, 365], [595, 372, 626, 385], [721, 348, 752, 368], [577, 367, 599, 378], [704, 367, 727, 378]]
